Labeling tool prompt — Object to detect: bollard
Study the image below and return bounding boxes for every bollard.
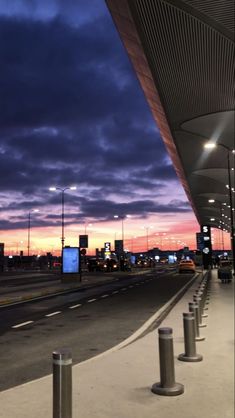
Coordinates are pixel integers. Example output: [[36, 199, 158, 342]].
[[151, 327, 184, 396], [189, 302, 205, 341], [178, 313, 203, 362], [196, 288, 208, 318], [53, 348, 72, 418], [193, 295, 207, 327]]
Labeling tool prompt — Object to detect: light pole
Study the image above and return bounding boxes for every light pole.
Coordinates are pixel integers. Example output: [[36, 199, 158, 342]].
[[113, 215, 131, 252], [49, 186, 76, 253], [204, 142, 235, 273], [84, 223, 92, 235], [142, 226, 153, 252], [27, 209, 39, 257]]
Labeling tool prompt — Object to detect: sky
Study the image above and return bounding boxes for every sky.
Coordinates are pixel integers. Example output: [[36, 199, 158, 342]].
[[0, 0, 230, 256]]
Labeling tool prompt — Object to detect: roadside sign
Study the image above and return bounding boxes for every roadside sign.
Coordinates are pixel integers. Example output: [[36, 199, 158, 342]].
[[79, 235, 88, 248], [62, 247, 80, 273]]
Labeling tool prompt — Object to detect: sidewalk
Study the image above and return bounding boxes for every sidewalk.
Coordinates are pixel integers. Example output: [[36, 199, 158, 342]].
[[0, 269, 233, 418]]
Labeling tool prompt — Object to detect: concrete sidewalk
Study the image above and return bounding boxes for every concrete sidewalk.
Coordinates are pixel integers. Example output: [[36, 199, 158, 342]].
[[0, 270, 233, 418]]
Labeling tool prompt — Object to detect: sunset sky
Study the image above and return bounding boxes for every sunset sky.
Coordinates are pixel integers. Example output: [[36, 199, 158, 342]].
[[0, 0, 230, 255]]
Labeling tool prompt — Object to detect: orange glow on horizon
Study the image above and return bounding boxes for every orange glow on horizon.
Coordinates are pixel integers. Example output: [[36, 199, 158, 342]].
[[1, 215, 231, 256]]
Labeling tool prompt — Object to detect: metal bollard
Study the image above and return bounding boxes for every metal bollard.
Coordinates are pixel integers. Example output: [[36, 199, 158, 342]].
[[53, 348, 72, 418], [189, 302, 205, 341], [151, 327, 184, 396], [196, 288, 208, 318], [178, 313, 203, 362], [193, 295, 207, 327]]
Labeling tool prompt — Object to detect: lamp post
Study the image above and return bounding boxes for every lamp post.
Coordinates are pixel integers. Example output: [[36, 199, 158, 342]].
[[204, 143, 235, 273], [113, 215, 131, 252], [142, 226, 153, 252], [27, 209, 39, 257], [84, 223, 92, 235], [49, 186, 76, 253]]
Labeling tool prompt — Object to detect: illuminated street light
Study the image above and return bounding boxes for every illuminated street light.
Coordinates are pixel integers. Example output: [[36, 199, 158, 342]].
[[113, 214, 131, 250], [49, 186, 77, 252], [27, 209, 39, 257], [84, 223, 92, 235], [204, 142, 235, 273]]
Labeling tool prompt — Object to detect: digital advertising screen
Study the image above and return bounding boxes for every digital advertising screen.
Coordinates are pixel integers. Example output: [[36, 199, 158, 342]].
[[62, 247, 80, 274]]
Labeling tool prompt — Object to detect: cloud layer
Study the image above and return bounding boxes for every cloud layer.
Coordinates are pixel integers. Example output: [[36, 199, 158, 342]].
[[0, 1, 193, 237]]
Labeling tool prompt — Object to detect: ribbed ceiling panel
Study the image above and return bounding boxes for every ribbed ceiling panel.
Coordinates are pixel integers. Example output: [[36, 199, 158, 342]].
[[183, 0, 235, 34], [135, 0, 235, 126]]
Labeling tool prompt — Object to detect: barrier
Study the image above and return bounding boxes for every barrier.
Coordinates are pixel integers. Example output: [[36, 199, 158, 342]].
[[151, 327, 184, 396], [53, 348, 72, 418], [189, 302, 205, 341], [178, 313, 203, 362]]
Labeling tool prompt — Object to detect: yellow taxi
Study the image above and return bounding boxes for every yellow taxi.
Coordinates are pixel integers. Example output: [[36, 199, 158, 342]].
[[178, 259, 196, 273]]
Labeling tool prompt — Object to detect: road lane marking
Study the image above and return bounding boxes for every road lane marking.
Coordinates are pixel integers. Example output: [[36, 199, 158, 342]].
[[121, 288, 127, 291], [112, 291, 119, 294], [69, 304, 82, 309], [101, 294, 109, 298], [12, 321, 34, 329], [87, 298, 97, 303], [129, 285, 134, 288], [45, 311, 61, 317]]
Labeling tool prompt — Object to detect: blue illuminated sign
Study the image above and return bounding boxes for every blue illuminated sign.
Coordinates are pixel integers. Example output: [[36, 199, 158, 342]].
[[62, 247, 80, 273]]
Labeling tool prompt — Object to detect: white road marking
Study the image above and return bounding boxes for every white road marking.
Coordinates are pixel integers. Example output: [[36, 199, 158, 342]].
[[112, 291, 119, 294], [129, 285, 134, 288], [69, 304, 82, 309], [121, 288, 127, 291], [101, 294, 109, 298], [45, 311, 61, 317], [87, 299, 97, 303], [12, 321, 34, 329]]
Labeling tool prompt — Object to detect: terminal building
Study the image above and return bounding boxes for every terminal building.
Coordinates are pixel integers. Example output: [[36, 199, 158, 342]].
[[106, 0, 235, 270]]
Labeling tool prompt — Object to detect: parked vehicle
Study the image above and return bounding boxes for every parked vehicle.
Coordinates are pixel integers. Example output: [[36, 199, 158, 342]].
[[178, 259, 196, 273]]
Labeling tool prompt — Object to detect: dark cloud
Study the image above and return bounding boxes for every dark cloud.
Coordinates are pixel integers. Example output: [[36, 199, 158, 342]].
[[0, 3, 187, 232]]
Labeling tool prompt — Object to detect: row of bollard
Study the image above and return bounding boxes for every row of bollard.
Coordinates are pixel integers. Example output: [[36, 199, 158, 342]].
[[151, 271, 211, 396], [51, 272, 211, 416]]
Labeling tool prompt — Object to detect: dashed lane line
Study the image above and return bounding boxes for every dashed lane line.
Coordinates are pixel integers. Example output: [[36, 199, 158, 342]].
[[87, 298, 97, 303], [45, 311, 61, 317], [12, 321, 34, 329], [69, 304, 82, 309]]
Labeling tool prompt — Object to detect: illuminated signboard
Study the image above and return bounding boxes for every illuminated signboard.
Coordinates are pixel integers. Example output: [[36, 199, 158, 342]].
[[200, 225, 212, 268], [62, 247, 80, 274], [104, 242, 111, 259]]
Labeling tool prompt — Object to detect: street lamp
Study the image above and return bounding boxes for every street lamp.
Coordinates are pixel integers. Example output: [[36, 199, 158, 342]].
[[84, 223, 92, 235], [142, 225, 153, 252], [49, 186, 77, 252], [27, 209, 39, 257], [204, 142, 235, 273], [113, 214, 131, 251]]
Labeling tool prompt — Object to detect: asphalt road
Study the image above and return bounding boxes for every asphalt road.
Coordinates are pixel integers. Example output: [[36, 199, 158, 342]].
[[0, 270, 194, 391]]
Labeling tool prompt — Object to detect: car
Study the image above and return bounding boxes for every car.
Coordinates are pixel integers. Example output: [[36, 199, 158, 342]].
[[218, 260, 232, 283], [178, 259, 196, 273]]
